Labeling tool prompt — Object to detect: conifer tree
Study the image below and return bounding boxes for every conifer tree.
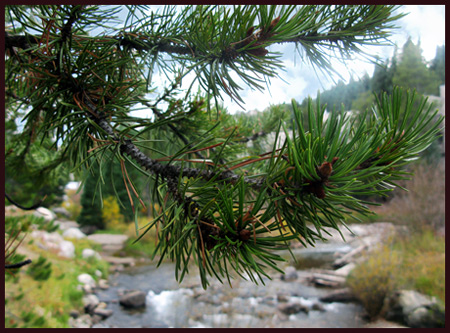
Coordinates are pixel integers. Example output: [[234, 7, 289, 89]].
[[5, 5, 444, 287]]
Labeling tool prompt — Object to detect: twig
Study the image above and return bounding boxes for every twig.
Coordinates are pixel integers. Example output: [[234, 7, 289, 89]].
[[5, 193, 46, 210], [5, 259, 32, 269]]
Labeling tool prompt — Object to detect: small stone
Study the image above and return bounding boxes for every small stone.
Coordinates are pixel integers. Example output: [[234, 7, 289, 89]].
[[83, 294, 99, 314], [93, 308, 114, 319], [96, 302, 107, 310], [277, 294, 289, 303], [312, 302, 325, 311], [278, 302, 309, 315], [119, 290, 146, 309], [69, 309, 80, 319], [72, 314, 92, 328], [91, 314, 103, 325], [280, 266, 298, 282], [98, 279, 109, 290]]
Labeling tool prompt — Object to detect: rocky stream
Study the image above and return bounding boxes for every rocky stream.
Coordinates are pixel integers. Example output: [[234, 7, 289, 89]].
[[80, 222, 412, 328]]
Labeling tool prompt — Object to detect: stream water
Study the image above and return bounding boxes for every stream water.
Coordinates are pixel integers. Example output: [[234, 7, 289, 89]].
[[93, 239, 368, 328]]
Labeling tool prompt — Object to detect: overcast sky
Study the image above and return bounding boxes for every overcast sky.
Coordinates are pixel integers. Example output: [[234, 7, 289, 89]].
[[138, 5, 445, 115]]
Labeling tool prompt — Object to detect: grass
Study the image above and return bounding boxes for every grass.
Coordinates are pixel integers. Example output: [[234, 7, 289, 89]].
[[347, 162, 445, 319], [5, 214, 109, 328]]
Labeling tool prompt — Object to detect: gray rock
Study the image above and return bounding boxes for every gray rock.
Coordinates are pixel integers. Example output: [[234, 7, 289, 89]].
[[91, 314, 103, 325], [83, 294, 100, 314], [119, 290, 147, 309], [93, 308, 114, 319], [278, 302, 309, 315], [69, 314, 92, 328], [69, 309, 80, 319], [384, 290, 445, 328], [311, 302, 325, 311], [406, 303, 445, 328], [98, 279, 109, 290], [320, 288, 358, 303], [280, 266, 298, 282]]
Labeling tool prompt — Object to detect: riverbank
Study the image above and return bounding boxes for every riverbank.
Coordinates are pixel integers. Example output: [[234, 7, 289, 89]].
[[5, 206, 444, 328]]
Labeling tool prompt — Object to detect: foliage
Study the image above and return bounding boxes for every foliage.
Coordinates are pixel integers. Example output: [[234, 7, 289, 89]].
[[393, 38, 440, 96], [61, 189, 82, 220], [77, 163, 104, 230], [347, 229, 445, 320], [5, 5, 444, 288], [27, 255, 52, 281], [102, 195, 126, 230], [373, 162, 445, 232], [347, 245, 401, 319], [5, 214, 109, 328]]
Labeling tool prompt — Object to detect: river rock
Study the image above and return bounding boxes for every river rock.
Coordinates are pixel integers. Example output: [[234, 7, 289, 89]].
[[83, 294, 100, 314], [98, 279, 110, 289], [69, 314, 92, 328], [278, 302, 309, 315], [63, 227, 86, 239], [93, 308, 113, 319], [69, 309, 80, 319], [280, 266, 298, 282], [320, 288, 358, 303], [383, 290, 445, 328], [119, 290, 147, 308]]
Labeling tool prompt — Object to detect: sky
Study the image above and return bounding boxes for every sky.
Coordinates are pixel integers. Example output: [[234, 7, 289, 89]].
[[137, 5, 445, 115]]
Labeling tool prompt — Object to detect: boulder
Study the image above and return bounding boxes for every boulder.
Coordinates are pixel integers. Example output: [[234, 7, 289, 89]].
[[384, 290, 445, 328], [278, 302, 309, 315], [59, 240, 75, 258], [406, 303, 445, 328], [63, 227, 86, 239], [34, 207, 57, 222], [119, 290, 147, 309], [83, 294, 100, 314]]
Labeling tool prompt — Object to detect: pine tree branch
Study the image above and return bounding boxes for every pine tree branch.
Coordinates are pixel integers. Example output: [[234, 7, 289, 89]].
[[5, 259, 32, 269], [5, 193, 46, 210], [81, 94, 264, 189]]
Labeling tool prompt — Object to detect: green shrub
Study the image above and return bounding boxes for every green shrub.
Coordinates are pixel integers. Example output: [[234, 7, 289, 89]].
[[347, 246, 400, 319], [27, 255, 52, 281], [102, 195, 126, 231]]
